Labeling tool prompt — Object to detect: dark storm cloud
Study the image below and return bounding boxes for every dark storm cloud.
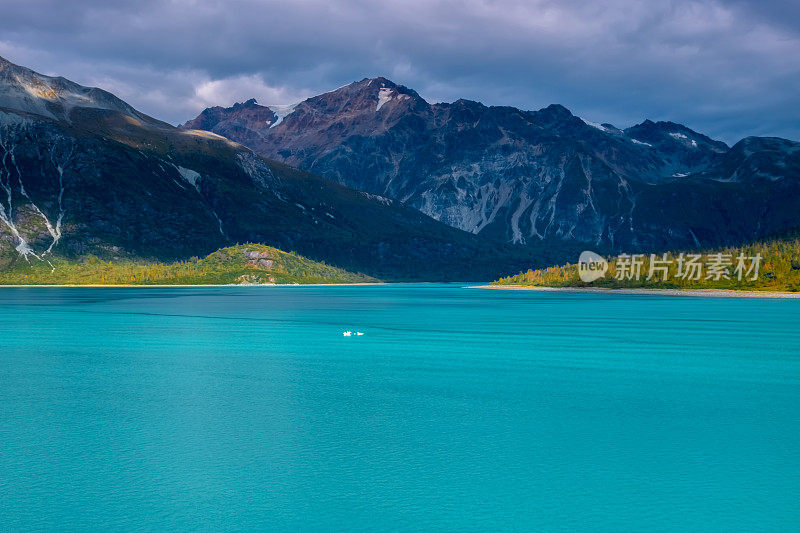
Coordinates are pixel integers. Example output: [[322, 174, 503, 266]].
[[1, 0, 797, 143]]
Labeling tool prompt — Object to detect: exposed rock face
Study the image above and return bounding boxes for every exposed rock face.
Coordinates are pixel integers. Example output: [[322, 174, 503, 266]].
[[245, 250, 270, 260], [183, 77, 800, 251], [186, 99, 279, 149], [242, 249, 275, 269], [0, 57, 538, 281], [0, 116, 227, 261], [0, 56, 164, 126]]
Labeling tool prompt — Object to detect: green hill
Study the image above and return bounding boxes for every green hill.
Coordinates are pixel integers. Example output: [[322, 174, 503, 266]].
[[493, 234, 800, 292], [0, 244, 377, 285]]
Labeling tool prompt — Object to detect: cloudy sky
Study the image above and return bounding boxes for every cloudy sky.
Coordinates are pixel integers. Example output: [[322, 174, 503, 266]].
[[1, 0, 798, 143]]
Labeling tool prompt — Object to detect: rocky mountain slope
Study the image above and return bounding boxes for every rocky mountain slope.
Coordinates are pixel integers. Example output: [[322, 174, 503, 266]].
[[183, 77, 800, 251], [0, 57, 542, 281]]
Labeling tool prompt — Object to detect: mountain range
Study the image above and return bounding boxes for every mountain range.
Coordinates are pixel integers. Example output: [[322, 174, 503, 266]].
[[1, 55, 798, 281], [183, 77, 800, 252], [0, 56, 544, 281]]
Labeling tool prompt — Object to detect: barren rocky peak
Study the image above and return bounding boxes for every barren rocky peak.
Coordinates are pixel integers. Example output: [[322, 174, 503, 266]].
[[180, 75, 800, 253], [0, 55, 159, 125]]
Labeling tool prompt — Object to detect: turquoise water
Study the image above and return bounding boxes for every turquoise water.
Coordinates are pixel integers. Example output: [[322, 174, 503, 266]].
[[0, 285, 798, 531]]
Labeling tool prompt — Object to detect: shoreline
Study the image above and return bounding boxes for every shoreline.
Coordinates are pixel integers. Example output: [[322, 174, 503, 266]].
[[0, 282, 383, 288], [471, 285, 800, 299], [2, 283, 796, 298]]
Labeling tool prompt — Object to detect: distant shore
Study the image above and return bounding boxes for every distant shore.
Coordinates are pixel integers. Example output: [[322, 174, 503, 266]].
[[472, 285, 800, 299]]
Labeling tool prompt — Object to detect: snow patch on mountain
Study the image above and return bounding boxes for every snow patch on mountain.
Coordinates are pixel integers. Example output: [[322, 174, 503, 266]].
[[376, 88, 394, 111], [267, 103, 299, 128], [360, 191, 392, 205], [175, 166, 200, 188], [0, 124, 75, 261], [581, 118, 609, 132], [631, 138, 652, 147]]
